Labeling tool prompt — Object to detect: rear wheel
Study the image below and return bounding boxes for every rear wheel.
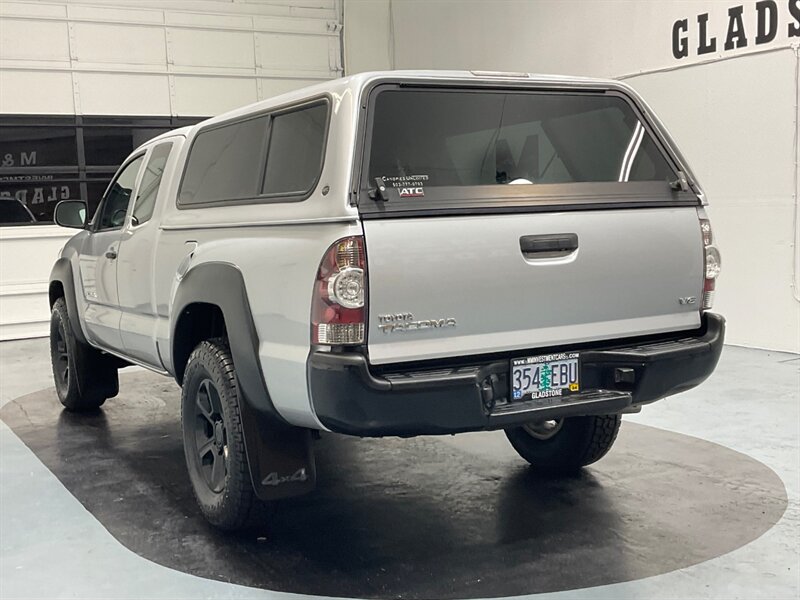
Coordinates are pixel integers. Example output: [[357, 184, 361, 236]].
[[181, 338, 255, 531], [49, 297, 118, 411], [505, 414, 622, 475]]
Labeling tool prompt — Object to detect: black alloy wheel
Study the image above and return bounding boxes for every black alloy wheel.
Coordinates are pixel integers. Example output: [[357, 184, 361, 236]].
[[192, 378, 228, 493]]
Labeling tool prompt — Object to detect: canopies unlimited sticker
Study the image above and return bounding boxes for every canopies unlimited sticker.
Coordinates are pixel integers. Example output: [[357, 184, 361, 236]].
[[383, 174, 429, 186], [383, 174, 428, 198]]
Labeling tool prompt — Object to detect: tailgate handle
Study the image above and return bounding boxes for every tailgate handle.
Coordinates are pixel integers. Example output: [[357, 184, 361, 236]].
[[520, 233, 579, 256]]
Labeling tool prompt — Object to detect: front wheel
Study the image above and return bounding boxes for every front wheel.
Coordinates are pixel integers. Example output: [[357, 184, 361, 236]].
[[181, 338, 255, 531], [505, 414, 622, 475], [49, 297, 118, 411]]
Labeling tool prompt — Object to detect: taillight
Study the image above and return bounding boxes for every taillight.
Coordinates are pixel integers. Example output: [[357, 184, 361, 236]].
[[699, 213, 721, 310], [311, 236, 366, 345]]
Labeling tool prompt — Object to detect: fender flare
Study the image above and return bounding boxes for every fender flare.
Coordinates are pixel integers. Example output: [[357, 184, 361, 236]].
[[171, 261, 316, 501], [49, 257, 88, 345]]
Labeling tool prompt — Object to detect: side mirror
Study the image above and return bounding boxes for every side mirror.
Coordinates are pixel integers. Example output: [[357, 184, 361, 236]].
[[54, 200, 88, 229]]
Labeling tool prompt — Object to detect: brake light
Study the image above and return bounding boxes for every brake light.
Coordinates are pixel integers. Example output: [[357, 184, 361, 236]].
[[311, 236, 366, 345], [699, 215, 721, 310]]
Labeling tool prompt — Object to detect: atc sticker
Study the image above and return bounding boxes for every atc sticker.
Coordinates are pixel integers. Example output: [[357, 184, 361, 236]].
[[399, 187, 425, 198]]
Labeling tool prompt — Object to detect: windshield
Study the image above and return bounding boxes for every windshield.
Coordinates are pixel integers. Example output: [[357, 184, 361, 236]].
[[366, 89, 676, 191]]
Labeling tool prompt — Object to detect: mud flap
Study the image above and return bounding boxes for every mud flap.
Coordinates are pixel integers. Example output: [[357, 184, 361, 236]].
[[239, 398, 317, 501], [171, 262, 317, 500]]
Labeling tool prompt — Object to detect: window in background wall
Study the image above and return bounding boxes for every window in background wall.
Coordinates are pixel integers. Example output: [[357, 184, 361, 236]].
[[0, 115, 202, 225], [0, 119, 79, 224]]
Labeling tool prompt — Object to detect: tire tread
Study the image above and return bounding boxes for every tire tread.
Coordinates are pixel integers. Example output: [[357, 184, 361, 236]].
[[505, 414, 622, 475], [579, 414, 622, 466], [182, 338, 255, 531]]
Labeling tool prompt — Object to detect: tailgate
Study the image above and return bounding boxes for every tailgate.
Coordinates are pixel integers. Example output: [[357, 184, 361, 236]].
[[363, 207, 703, 364]]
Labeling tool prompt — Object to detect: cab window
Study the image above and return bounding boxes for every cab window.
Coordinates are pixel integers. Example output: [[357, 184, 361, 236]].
[[94, 154, 143, 231], [131, 142, 172, 226]]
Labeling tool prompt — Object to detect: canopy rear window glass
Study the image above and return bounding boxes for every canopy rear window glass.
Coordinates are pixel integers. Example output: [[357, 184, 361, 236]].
[[366, 90, 676, 190]]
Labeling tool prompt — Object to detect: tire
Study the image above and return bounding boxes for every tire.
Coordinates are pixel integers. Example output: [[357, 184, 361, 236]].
[[49, 297, 118, 411], [181, 338, 255, 531], [505, 414, 622, 475]]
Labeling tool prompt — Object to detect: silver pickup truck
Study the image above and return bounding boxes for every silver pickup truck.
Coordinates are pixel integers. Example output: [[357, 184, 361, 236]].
[[49, 70, 724, 530]]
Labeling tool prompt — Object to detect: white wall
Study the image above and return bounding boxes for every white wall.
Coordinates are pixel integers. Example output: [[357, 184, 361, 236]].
[[343, 0, 391, 73], [0, 225, 73, 340], [0, 0, 343, 341], [344, 0, 800, 353]]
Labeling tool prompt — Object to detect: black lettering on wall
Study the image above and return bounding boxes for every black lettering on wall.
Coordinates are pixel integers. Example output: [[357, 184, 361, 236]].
[[672, 19, 689, 58], [675, 2, 798, 61], [697, 13, 718, 54], [724, 5, 748, 50], [755, 1, 778, 43], [790, 0, 800, 37]]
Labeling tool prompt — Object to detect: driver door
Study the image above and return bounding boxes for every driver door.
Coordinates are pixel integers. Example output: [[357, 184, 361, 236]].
[[78, 153, 145, 350]]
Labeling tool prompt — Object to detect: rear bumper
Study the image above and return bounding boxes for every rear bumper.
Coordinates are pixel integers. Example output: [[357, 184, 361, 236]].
[[308, 313, 725, 437]]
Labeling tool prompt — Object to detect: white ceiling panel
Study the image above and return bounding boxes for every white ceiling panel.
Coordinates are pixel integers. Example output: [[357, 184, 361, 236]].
[[0, 1, 67, 19], [76, 72, 170, 114], [0, 19, 70, 61], [165, 11, 253, 30], [256, 32, 331, 71], [67, 4, 163, 25], [0, 70, 75, 114], [173, 76, 258, 116], [73, 22, 167, 65], [169, 28, 255, 69]]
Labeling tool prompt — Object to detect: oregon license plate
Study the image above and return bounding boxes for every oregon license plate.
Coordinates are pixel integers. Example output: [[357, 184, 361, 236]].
[[511, 352, 580, 401]]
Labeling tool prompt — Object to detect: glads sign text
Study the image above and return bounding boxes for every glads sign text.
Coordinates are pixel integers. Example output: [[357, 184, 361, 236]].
[[672, 0, 800, 59]]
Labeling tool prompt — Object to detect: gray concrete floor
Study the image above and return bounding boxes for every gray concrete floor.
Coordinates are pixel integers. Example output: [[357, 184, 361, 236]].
[[1, 338, 798, 600]]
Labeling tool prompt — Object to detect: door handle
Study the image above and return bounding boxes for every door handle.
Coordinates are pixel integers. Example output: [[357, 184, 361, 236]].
[[520, 233, 579, 256], [105, 250, 117, 260]]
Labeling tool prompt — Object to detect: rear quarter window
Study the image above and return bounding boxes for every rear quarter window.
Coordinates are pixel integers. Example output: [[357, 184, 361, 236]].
[[178, 116, 268, 206], [262, 103, 328, 196], [178, 100, 329, 208]]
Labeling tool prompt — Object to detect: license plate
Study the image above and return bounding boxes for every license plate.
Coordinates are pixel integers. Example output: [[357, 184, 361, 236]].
[[511, 352, 580, 401]]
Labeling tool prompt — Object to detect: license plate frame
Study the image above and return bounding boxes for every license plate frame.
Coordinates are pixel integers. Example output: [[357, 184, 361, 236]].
[[511, 352, 580, 402]]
